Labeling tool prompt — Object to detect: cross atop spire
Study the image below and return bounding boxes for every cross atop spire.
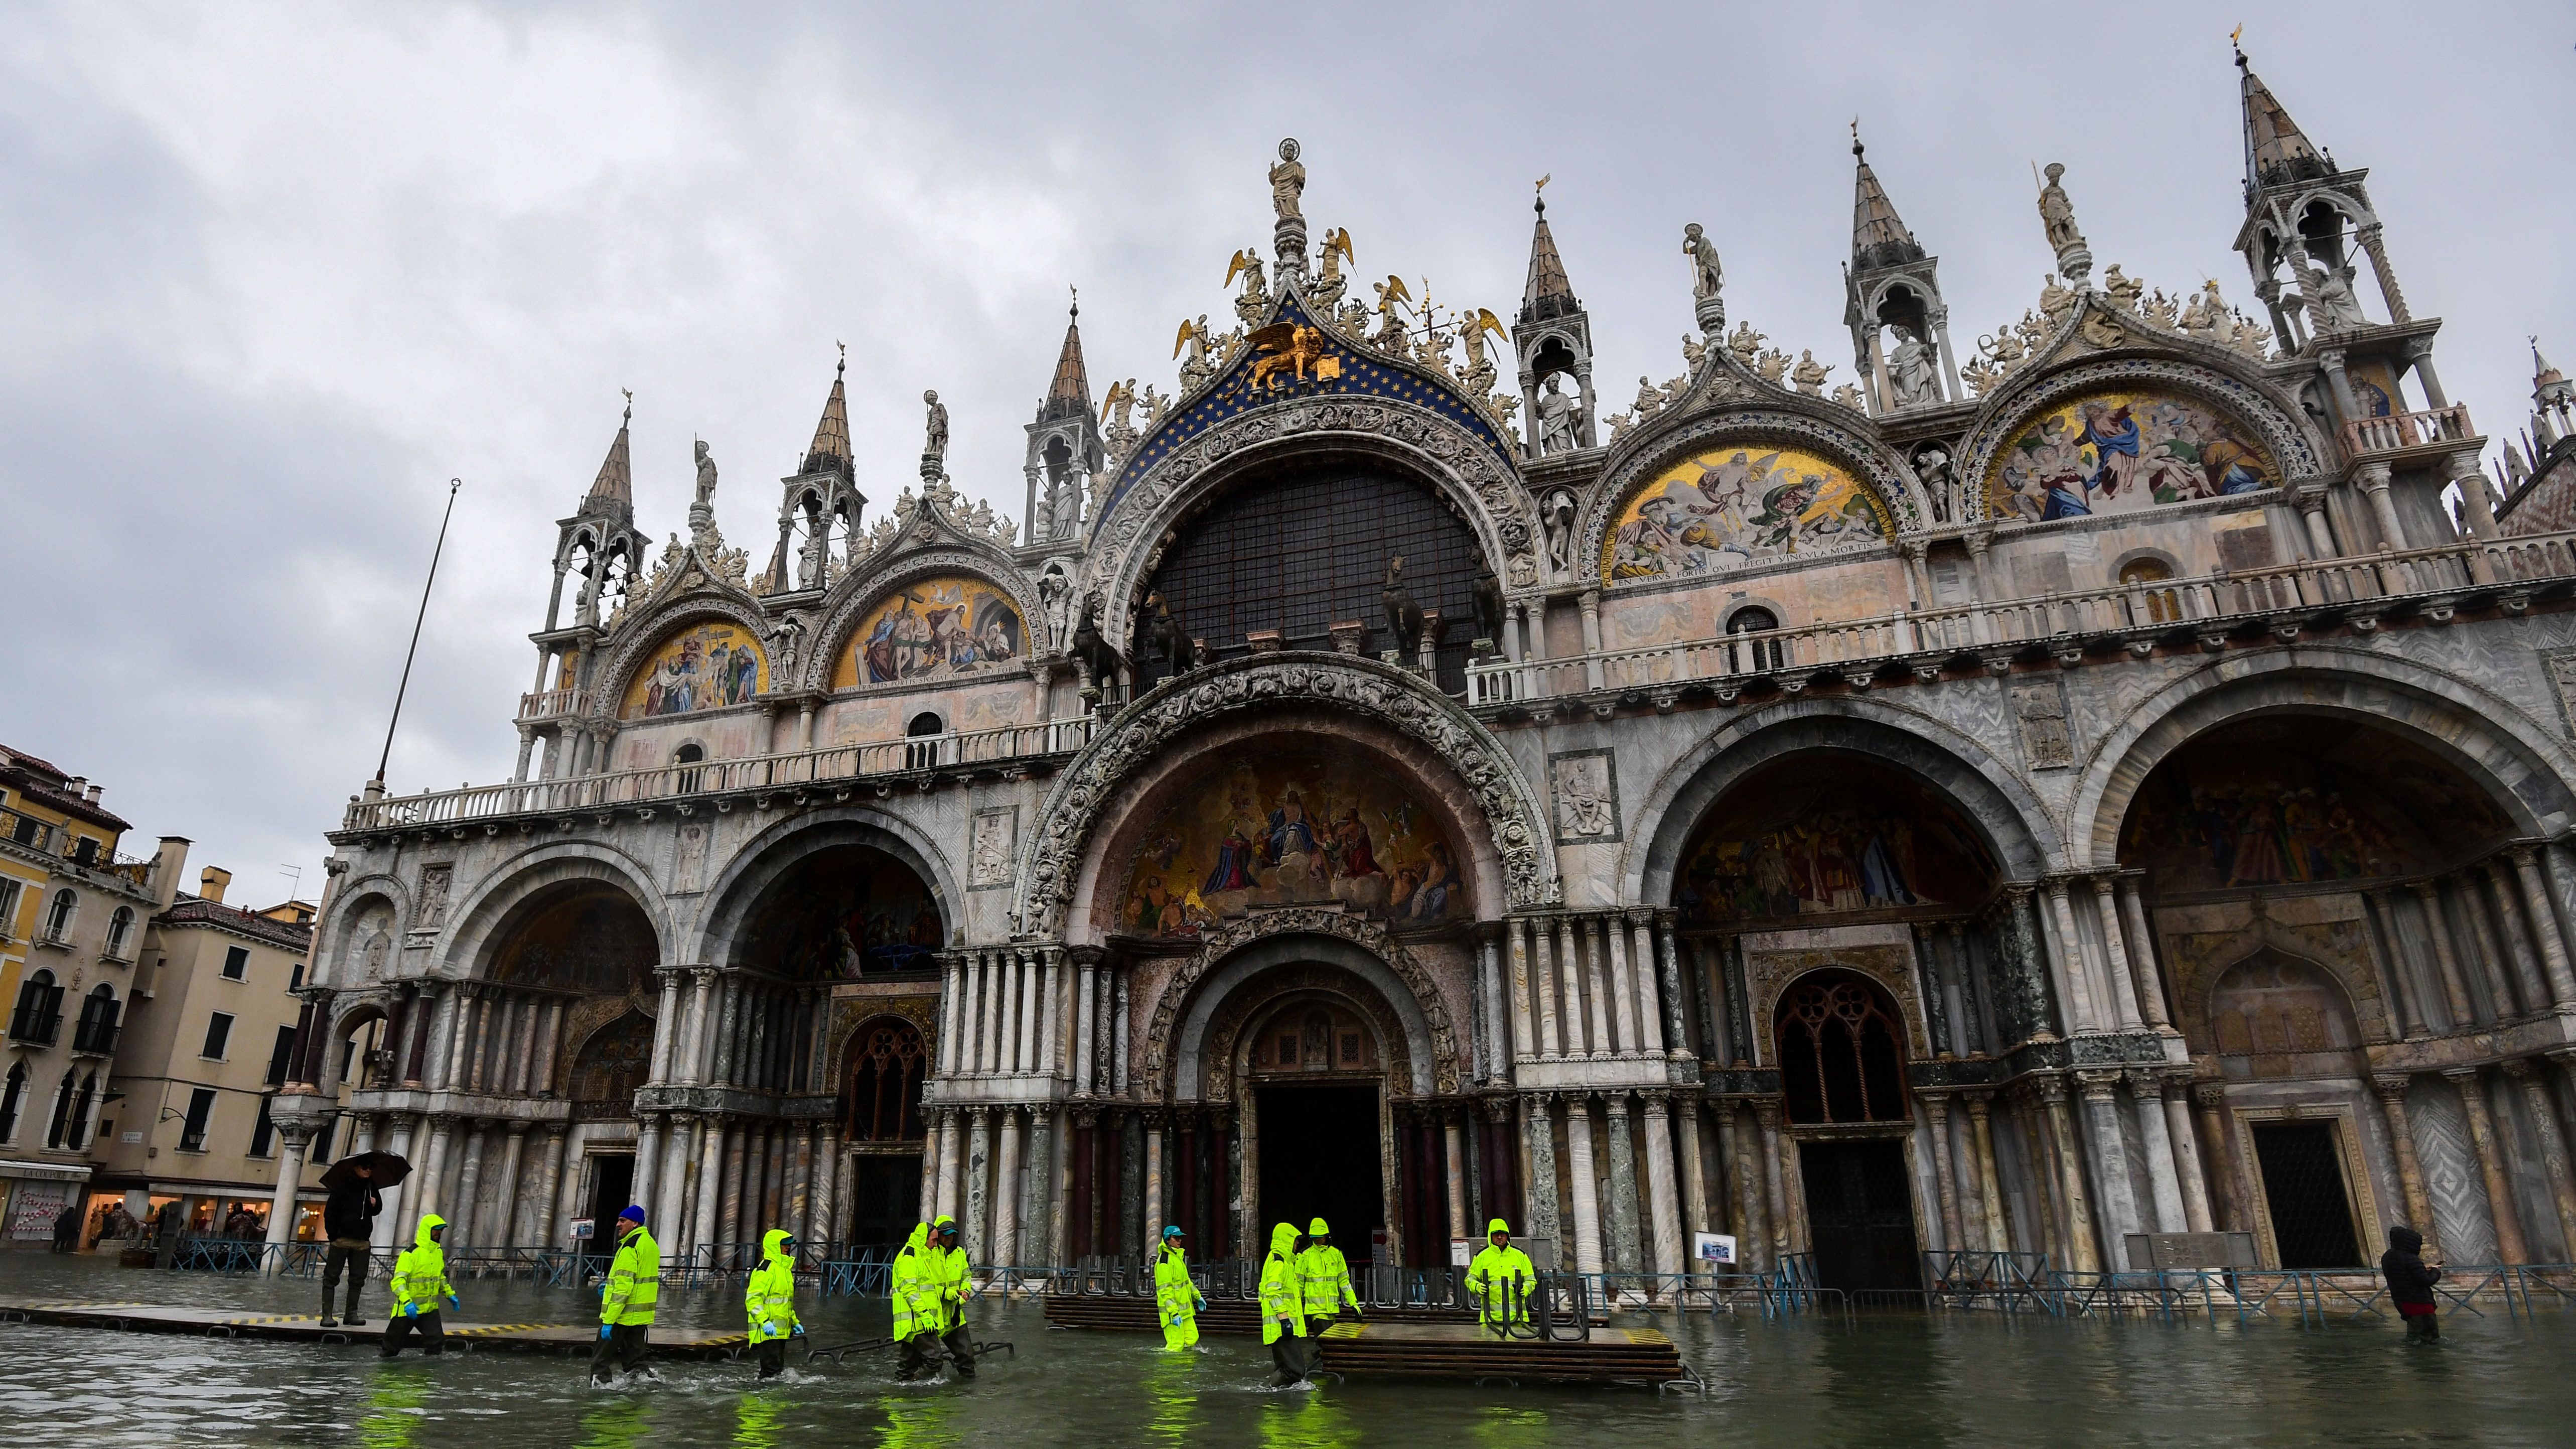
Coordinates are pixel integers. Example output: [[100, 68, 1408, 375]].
[[1849, 127, 1922, 269], [801, 346, 852, 480], [1519, 178, 1580, 327], [2237, 44, 2331, 194], [588, 392, 632, 502], [1041, 292, 1091, 422]]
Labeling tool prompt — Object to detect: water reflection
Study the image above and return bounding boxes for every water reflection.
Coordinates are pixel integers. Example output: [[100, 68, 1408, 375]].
[[3, 1254, 2573, 1448]]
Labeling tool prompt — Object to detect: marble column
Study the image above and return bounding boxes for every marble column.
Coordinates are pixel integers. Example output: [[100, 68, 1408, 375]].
[[491, 1122, 530, 1249], [1581, 919, 1614, 1059], [2504, 1060, 2576, 1260], [1639, 1091, 1684, 1290], [2193, 1084, 2244, 1234], [452, 1122, 491, 1250], [2044, 883, 2103, 1034], [650, 970, 684, 1082], [964, 1107, 993, 1261], [2090, 879, 2145, 1031], [2114, 879, 2174, 1031], [940, 956, 966, 1074], [1523, 1096, 1561, 1255], [1753, 1099, 1790, 1265], [2157, 1071, 2214, 1234], [1534, 919, 1563, 1059], [2076, 1071, 2142, 1262], [2127, 1071, 2188, 1234], [813, 1126, 843, 1247], [2446, 1067, 2528, 1264], [527, 1125, 569, 1247], [1025, 1110, 1055, 1266], [1603, 914, 1641, 1056], [2483, 863, 2553, 1014], [1074, 959, 1098, 1094], [2457, 874, 2523, 1018], [789, 1123, 815, 1245], [1602, 1094, 1640, 1281], [2037, 1078, 2100, 1272], [1563, 1096, 1606, 1273], [1677, 1097, 1711, 1277], [2362, 892, 2427, 1039], [374, 1116, 418, 1253], [2368, 1075, 2436, 1256], [1924, 1095, 1964, 1250], [2417, 884, 2479, 1028], [415, 1114, 458, 1221], [1443, 1110, 1469, 1240], [260, 1125, 313, 1259], [1041, 949, 1066, 1080], [1655, 912, 1690, 1060], [998, 953, 1024, 1075], [1965, 1093, 2011, 1253], [690, 1116, 726, 1267], [1506, 920, 1537, 1063], [994, 1109, 1023, 1268], [2511, 848, 2576, 1006]]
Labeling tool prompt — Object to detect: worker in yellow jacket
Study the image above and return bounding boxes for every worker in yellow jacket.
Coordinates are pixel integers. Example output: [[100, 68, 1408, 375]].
[[744, 1228, 807, 1380], [1258, 1221, 1309, 1387], [1153, 1224, 1206, 1350], [895, 1216, 978, 1381], [382, 1213, 457, 1358], [1297, 1217, 1362, 1331], [1466, 1218, 1535, 1335], [591, 1204, 660, 1384]]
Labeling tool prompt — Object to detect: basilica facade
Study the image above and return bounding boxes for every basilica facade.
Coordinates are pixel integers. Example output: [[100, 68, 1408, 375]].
[[270, 54, 2576, 1290]]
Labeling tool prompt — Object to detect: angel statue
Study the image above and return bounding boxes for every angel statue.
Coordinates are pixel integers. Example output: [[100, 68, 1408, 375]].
[[1100, 377, 1138, 435], [1682, 222, 1724, 300], [1173, 314, 1214, 389], [1791, 349, 1831, 397], [1269, 138, 1306, 221], [1313, 227, 1354, 305], [1371, 274, 1413, 348], [922, 391, 949, 464], [1140, 383, 1169, 428], [1457, 307, 1505, 392]]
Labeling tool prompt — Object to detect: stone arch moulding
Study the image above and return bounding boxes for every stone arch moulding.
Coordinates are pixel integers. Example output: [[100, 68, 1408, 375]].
[[1579, 405, 1924, 575], [1954, 353, 2327, 524], [795, 544, 1045, 696], [318, 874, 410, 988], [437, 842, 673, 983], [2067, 646, 2576, 869], [1620, 697, 2064, 907], [1762, 958, 1935, 1069], [586, 594, 775, 725], [688, 805, 964, 966], [1203, 965, 1417, 1107], [1154, 910, 1457, 1103], [1083, 397, 1537, 643], [2192, 936, 2382, 1057], [1014, 652, 1558, 937]]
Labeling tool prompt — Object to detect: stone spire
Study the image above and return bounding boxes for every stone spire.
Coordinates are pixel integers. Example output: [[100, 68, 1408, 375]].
[[1849, 132, 1922, 269], [1041, 295, 1091, 423], [589, 393, 633, 503], [2237, 46, 2330, 194], [801, 348, 852, 481], [1518, 185, 1580, 326]]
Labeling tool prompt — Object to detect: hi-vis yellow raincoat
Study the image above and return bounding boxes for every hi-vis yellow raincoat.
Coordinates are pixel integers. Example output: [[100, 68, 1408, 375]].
[[389, 1214, 454, 1316], [891, 1222, 935, 1341], [745, 1229, 805, 1344], [1258, 1222, 1306, 1347], [1153, 1237, 1203, 1350], [601, 1222, 661, 1328], [1296, 1217, 1360, 1323], [924, 1215, 971, 1332], [1466, 1217, 1535, 1331]]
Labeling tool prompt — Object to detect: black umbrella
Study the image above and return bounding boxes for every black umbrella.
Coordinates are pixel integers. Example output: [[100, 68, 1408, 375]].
[[320, 1150, 411, 1190]]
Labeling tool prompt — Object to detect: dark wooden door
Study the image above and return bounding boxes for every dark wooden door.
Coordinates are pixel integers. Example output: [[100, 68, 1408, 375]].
[[1799, 1139, 1921, 1293]]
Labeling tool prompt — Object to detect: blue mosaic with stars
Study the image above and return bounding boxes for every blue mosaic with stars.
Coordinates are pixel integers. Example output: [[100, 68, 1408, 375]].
[[1097, 295, 1512, 526]]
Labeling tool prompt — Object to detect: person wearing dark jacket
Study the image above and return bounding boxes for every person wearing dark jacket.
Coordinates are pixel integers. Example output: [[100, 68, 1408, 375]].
[[321, 1162, 381, 1328], [2381, 1225, 2444, 1342]]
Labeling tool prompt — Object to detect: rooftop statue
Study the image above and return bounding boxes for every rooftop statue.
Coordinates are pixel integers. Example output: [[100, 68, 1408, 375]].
[[922, 390, 949, 465], [1269, 138, 1306, 221], [1682, 222, 1725, 301], [2037, 162, 2085, 253]]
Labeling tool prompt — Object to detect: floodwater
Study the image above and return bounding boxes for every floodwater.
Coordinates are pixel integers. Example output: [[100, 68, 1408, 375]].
[[2, 1254, 2570, 1447]]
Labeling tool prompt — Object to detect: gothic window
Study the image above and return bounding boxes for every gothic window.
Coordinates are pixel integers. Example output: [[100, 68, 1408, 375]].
[[842, 1018, 928, 1143], [0, 1061, 25, 1142], [103, 907, 134, 960], [42, 889, 75, 942], [1776, 971, 1908, 1126], [73, 984, 119, 1054], [905, 712, 943, 771], [9, 969, 62, 1044], [2120, 559, 2180, 624], [1135, 464, 1487, 691], [672, 742, 705, 793], [568, 1012, 654, 1106]]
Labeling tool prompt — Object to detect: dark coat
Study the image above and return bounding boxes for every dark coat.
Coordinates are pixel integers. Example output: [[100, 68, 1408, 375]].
[[2380, 1226, 2442, 1308], [324, 1177, 381, 1244]]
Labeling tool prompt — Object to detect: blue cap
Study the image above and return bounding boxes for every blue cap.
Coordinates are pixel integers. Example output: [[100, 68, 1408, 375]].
[[1163, 1224, 1185, 1238], [618, 1205, 646, 1224]]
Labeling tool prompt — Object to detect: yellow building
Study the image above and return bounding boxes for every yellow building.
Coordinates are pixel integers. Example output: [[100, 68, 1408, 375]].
[[0, 745, 177, 1245]]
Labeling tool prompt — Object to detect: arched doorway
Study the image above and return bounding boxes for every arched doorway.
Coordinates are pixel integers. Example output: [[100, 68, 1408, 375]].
[[736, 842, 945, 983], [1774, 969, 1921, 1294], [1241, 990, 1389, 1261], [839, 1015, 930, 1248]]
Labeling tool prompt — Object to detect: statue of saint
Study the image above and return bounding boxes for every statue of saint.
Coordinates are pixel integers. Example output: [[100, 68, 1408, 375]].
[[1534, 375, 1580, 455], [2037, 162, 2085, 252], [922, 389, 949, 463], [693, 440, 719, 505], [1268, 138, 1306, 221], [1889, 332, 1939, 407], [1682, 222, 1724, 300]]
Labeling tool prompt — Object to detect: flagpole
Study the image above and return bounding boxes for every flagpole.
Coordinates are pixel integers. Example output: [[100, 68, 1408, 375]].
[[375, 478, 462, 787]]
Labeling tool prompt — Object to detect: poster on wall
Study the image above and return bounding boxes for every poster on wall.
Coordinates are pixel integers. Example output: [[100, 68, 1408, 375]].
[[1694, 1232, 1738, 1266]]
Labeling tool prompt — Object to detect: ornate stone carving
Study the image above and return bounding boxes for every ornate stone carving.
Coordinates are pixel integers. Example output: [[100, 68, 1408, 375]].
[[969, 808, 1017, 889], [1014, 652, 1556, 933], [1549, 749, 1621, 844], [1139, 905, 1461, 1100], [2010, 677, 2075, 770]]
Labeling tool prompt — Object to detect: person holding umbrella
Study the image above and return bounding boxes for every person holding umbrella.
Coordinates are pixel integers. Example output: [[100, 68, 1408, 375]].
[[591, 1205, 661, 1384], [319, 1151, 406, 1328]]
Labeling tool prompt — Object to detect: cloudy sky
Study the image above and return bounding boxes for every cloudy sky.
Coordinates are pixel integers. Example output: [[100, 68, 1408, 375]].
[[3, 2, 2568, 904]]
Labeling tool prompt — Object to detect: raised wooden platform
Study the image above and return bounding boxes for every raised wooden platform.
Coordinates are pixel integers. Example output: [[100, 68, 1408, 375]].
[[1314, 1320, 1696, 1390], [1041, 1294, 1473, 1335], [0, 1297, 749, 1358]]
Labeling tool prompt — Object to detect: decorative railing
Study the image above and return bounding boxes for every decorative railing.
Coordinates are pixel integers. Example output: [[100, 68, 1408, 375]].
[[343, 714, 1100, 833], [2343, 402, 2475, 459], [1469, 529, 2576, 710], [517, 687, 588, 721]]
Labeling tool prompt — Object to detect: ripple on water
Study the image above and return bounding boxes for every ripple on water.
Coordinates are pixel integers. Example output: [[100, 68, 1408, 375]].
[[5, 1255, 2575, 1447]]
